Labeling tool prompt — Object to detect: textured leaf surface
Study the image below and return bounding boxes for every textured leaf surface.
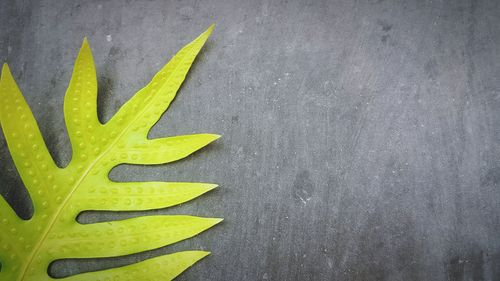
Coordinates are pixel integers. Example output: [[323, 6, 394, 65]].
[[0, 25, 220, 281]]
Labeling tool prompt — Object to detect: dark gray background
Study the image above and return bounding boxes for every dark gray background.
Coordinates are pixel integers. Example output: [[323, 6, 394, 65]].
[[1, 0, 500, 280]]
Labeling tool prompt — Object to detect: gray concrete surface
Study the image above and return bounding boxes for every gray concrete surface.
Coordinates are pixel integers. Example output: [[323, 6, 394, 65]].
[[1, 0, 500, 280]]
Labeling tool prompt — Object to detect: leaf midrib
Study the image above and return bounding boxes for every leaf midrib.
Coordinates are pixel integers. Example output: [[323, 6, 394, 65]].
[[17, 130, 123, 281], [17, 44, 195, 281]]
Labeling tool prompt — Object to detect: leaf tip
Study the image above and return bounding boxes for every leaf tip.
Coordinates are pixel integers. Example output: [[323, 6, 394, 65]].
[[196, 251, 211, 258], [209, 134, 222, 141], [81, 37, 91, 52], [1, 63, 11, 77], [208, 23, 215, 32], [1, 63, 13, 85], [205, 183, 219, 191], [199, 24, 215, 41], [183, 250, 211, 263], [211, 217, 224, 225]]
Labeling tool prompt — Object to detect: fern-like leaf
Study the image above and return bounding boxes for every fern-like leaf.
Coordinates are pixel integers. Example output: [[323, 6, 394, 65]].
[[0, 25, 221, 281]]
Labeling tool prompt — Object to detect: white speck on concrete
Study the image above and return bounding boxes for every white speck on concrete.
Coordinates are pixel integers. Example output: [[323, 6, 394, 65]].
[[106, 34, 112, 42], [327, 258, 334, 268]]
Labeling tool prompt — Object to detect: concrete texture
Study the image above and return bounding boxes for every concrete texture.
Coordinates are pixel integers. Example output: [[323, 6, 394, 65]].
[[1, 0, 500, 280]]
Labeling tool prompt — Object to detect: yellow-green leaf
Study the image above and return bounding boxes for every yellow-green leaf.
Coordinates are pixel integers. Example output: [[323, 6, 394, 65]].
[[0, 25, 220, 281], [64, 251, 211, 281]]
